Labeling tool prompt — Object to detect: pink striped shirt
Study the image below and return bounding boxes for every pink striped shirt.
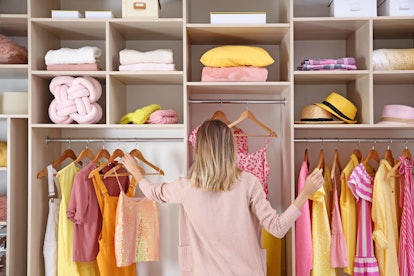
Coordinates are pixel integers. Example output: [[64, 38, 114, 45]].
[[398, 156, 414, 276], [348, 164, 380, 276]]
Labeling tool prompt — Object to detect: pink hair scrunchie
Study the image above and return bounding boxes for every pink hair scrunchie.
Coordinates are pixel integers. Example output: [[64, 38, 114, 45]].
[[146, 109, 178, 124], [48, 76, 103, 124]]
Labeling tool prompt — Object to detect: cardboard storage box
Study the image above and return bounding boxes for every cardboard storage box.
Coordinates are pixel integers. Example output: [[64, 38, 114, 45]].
[[377, 0, 414, 16], [329, 0, 377, 17], [122, 0, 160, 18], [0, 92, 28, 114]]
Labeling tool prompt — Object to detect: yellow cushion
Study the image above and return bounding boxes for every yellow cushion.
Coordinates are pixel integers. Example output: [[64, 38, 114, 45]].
[[200, 45, 275, 67], [0, 142, 6, 167]]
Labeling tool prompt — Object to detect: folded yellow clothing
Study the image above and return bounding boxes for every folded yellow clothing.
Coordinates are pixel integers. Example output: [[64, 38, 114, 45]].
[[373, 48, 414, 70], [120, 104, 161, 124], [0, 142, 6, 167]]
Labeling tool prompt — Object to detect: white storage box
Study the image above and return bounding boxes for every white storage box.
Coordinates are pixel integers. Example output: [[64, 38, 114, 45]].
[[122, 0, 160, 18], [210, 12, 266, 24], [0, 92, 28, 114], [329, 0, 377, 17], [377, 0, 414, 16]]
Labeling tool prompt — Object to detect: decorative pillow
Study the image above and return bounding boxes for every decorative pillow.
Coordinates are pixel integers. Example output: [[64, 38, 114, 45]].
[[0, 34, 28, 64], [0, 142, 6, 167], [200, 45, 275, 67]]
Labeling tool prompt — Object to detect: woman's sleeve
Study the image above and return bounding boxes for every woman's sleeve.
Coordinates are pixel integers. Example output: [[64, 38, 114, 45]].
[[138, 177, 185, 204], [249, 178, 301, 238]]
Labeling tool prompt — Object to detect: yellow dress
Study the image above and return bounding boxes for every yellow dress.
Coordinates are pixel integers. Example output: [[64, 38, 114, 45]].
[[57, 162, 100, 276], [310, 167, 336, 276], [340, 154, 360, 275], [371, 160, 400, 275]]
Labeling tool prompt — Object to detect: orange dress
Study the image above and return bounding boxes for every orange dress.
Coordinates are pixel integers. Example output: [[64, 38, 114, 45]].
[[91, 170, 137, 275]]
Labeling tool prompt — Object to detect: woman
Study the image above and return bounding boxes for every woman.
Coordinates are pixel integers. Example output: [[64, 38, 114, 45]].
[[120, 119, 324, 276]]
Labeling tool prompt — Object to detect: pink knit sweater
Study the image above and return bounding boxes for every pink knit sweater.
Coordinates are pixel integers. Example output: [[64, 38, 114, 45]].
[[139, 171, 300, 275]]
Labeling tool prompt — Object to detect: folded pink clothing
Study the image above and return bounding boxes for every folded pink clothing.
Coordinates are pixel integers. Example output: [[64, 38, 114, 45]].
[[146, 109, 178, 124], [119, 63, 175, 71], [47, 63, 101, 71], [201, 66, 268, 82]]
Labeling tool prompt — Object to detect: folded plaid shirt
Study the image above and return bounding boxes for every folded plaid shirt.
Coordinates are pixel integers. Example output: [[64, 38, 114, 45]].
[[297, 64, 357, 70], [301, 57, 356, 65]]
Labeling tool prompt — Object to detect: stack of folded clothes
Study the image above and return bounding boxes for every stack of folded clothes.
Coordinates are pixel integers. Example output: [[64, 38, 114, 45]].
[[199, 45, 274, 82], [45, 46, 102, 71], [118, 48, 175, 71], [297, 57, 357, 71]]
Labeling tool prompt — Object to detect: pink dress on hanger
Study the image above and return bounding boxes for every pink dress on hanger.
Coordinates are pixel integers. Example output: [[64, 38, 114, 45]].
[[398, 156, 414, 276], [295, 160, 313, 276], [348, 163, 380, 276]]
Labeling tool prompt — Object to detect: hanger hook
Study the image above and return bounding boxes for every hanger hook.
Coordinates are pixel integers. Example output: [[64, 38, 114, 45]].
[[336, 138, 339, 149], [372, 140, 376, 150], [68, 138, 72, 149]]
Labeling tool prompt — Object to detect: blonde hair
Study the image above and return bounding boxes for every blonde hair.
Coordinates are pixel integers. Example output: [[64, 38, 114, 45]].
[[190, 119, 241, 191]]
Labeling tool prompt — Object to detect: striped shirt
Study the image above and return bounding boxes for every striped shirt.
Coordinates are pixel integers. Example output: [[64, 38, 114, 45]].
[[398, 156, 414, 276], [348, 164, 380, 276]]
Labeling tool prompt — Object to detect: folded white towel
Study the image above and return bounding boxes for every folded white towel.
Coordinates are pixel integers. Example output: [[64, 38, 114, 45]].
[[45, 46, 102, 65], [119, 63, 175, 71], [119, 48, 173, 65]]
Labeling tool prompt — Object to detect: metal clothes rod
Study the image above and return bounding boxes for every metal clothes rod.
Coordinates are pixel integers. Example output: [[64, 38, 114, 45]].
[[188, 99, 286, 104], [45, 137, 183, 144], [294, 138, 414, 143]]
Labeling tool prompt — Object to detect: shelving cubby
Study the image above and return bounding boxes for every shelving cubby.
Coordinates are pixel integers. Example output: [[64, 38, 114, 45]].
[[293, 18, 372, 125], [372, 17, 414, 125]]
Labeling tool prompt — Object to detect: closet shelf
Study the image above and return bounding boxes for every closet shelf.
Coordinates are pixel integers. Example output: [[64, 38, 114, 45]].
[[110, 71, 183, 84], [31, 124, 185, 129], [186, 24, 290, 44], [295, 124, 414, 130], [0, 14, 27, 35], [187, 82, 291, 95], [31, 71, 106, 78], [373, 71, 414, 84], [294, 71, 370, 84], [31, 19, 106, 39]]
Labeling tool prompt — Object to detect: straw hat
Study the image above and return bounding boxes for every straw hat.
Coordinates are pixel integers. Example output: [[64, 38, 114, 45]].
[[315, 92, 357, 124], [377, 104, 414, 124], [295, 104, 344, 124]]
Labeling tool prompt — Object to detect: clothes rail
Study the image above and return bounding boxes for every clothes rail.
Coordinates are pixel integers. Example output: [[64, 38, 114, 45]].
[[188, 99, 286, 105], [45, 136, 183, 144], [294, 138, 414, 143]]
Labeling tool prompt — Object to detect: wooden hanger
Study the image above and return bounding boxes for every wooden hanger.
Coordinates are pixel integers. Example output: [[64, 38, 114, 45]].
[[93, 146, 111, 164], [228, 109, 277, 138], [331, 148, 342, 180], [387, 146, 412, 178], [316, 148, 325, 170], [73, 146, 95, 164], [362, 145, 380, 166], [37, 148, 77, 179], [383, 146, 395, 166], [88, 148, 125, 178], [211, 110, 241, 131], [304, 148, 309, 164], [104, 148, 165, 178]]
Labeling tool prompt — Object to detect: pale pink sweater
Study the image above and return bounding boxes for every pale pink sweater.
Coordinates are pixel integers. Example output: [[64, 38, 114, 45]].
[[139, 171, 300, 276]]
